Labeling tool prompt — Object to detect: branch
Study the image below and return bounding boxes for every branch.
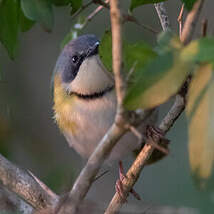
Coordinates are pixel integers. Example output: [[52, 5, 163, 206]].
[[180, 0, 205, 45], [154, 2, 170, 31], [104, 95, 185, 214], [0, 184, 33, 214], [109, 0, 124, 109], [104, 1, 205, 213], [0, 154, 59, 210]]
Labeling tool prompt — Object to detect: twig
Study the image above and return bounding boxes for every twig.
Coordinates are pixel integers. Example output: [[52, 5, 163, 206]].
[[70, 0, 94, 20], [178, 4, 185, 38], [93, 0, 109, 9], [180, 0, 205, 45], [77, 0, 109, 30], [0, 154, 59, 210], [122, 14, 158, 34], [201, 18, 208, 37], [154, 2, 170, 31], [104, 95, 185, 214], [105, 1, 205, 213]]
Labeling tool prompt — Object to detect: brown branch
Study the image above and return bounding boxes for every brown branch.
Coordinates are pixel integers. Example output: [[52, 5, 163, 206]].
[[105, 1, 205, 213], [180, 0, 205, 45], [110, 0, 124, 109], [104, 95, 185, 214], [70, 1, 94, 20], [0, 154, 59, 210], [122, 14, 158, 34]]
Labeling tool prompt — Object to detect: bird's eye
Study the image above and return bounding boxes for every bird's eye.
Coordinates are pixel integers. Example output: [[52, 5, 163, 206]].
[[72, 55, 78, 63]]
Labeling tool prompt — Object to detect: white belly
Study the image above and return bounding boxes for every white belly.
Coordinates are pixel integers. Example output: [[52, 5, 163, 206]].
[[63, 91, 157, 162]]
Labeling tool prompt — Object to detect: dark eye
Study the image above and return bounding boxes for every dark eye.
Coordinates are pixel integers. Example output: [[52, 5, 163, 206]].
[[72, 55, 78, 63]]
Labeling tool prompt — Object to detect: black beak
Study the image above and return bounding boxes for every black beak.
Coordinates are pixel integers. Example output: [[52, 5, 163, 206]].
[[86, 42, 99, 57]]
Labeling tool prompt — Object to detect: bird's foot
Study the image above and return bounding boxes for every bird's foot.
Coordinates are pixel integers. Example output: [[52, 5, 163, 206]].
[[146, 125, 169, 155], [115, 161, 141, 203]]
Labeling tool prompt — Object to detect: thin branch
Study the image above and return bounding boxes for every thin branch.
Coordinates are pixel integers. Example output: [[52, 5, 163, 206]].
[[70, 0, 94, 20], [93, 0, 109, 9], [104, 95, 185, 214], [0, 154, 59, 210], [104, 1, 205, 212], [177, 4, 185, 38], [154, 2, 170, 31], [180, 0, 205, 45], [122, 14, 158, 34]]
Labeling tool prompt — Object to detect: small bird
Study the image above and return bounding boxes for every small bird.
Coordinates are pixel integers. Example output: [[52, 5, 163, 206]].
[[52, 34, 168, 198]]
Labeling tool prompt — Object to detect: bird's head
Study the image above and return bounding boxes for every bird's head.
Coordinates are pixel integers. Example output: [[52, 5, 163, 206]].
[[52, 34, 114, 100]]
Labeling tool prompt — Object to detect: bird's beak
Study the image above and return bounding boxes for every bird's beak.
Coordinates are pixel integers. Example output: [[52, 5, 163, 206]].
[[86, 41, 100, 58]]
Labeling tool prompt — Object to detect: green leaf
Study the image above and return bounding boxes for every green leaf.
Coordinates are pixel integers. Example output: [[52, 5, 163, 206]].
[[181, 0, 196, 11], [181, 37, 214, 64], [186, 64, 214, 190], [70, 0, 82, 15], [124, 49, 191, 110], [155, 31, 182, 54], [99, 31, 156, 75], [130, 0, 166, 11], [124, 42, 157, 73], [99, 31, 112, 72], [0, 0, 19, 59], [21, 0, 54, 32], [19, 7, 35, 32]]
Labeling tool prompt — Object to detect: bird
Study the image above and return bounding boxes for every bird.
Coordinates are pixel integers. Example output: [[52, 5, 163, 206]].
[[51, 34, 168, 199]]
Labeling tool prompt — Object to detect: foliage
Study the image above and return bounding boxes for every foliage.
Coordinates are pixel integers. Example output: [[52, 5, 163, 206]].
[[181, 0, 197, 11]]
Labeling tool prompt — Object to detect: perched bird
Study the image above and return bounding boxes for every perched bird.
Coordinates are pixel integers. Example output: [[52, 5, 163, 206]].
[[52, 34, 167, 165]]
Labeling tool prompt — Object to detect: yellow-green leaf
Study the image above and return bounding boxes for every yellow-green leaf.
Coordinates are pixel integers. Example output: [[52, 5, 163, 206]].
[[124, 50, 191, 110], [186, 64, 214, 189]]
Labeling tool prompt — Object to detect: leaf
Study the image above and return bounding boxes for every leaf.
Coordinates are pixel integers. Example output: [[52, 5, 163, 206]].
[[19, 7, 35, 32], [181, 0, 197, 11], [99, 31, 156, 74], [21, 0, 54, 32], [124, 49, 191, 110], [70, 0, 82, 15], [0, 0, 19, 59], [130, 0, 166, 12], [186, 64, 214, 189], [99, 31, 112, 72], [156, 31, 182, 54], [181, 37, 214, 64], [124, 42, 157, 73]]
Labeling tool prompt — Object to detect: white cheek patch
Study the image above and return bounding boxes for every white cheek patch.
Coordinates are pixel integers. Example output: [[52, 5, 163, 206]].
[[69, 55, 114, 95]]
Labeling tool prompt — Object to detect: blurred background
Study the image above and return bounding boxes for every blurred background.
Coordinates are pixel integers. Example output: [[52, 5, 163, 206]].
[[0, 0, 214, 213]]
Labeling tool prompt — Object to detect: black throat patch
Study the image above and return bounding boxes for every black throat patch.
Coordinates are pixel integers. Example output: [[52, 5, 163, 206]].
[[69, 85, 114, 100]]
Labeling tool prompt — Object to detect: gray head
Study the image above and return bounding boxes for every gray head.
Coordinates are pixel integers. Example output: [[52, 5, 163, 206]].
[[56, 34, 100, 83], [53, 34, 114, 97]]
